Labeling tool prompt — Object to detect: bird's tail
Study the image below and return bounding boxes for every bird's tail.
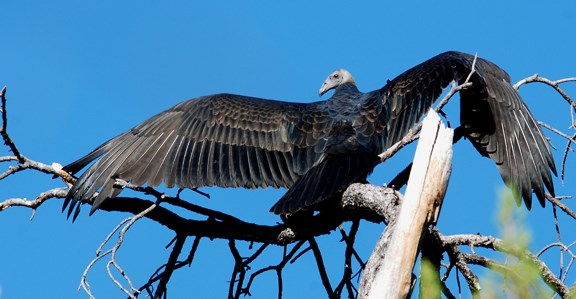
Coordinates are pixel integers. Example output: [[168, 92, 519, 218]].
[[270, 152, 380, 214]]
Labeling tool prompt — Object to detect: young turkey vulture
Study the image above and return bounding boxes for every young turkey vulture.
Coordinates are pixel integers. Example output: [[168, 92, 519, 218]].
[[63, 51, 556, 219]]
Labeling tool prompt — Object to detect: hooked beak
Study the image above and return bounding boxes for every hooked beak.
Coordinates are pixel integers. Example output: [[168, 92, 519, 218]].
[[319, 81, 331, 97]]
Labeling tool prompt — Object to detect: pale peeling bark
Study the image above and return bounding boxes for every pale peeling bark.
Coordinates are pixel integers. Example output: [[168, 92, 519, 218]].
[[360, 110, 453, 298]]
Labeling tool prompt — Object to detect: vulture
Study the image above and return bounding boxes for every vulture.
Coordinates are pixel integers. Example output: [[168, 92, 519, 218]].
[[63, 51, 556, 219]]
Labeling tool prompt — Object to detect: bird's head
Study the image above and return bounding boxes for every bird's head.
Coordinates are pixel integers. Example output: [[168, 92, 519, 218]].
[[319, 69, 356, 97]]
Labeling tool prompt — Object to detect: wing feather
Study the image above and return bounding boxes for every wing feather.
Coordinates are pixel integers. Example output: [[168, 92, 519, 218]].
[[356, 51, 555, 209], [63, 94, 333, 216], [64, 51, 556, 217]]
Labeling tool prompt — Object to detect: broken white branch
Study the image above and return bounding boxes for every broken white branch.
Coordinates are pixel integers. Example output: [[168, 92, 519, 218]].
[[360, 109, 453, 298]]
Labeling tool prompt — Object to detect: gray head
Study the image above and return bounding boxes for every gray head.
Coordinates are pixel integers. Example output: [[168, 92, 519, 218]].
[[319, 69, 356, 97]]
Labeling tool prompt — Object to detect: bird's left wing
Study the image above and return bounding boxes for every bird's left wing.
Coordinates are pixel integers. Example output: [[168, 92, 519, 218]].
[[355, 51, 556, 208]]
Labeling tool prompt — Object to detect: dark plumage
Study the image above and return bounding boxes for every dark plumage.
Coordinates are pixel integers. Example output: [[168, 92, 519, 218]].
[[63, 51, 556, 219]]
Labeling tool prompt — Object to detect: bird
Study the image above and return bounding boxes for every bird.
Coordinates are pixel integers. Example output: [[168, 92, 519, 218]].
[[62, 51, 556, 219]]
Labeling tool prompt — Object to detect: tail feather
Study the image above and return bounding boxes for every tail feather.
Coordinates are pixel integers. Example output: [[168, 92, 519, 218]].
[[270, 152, 379, 214]]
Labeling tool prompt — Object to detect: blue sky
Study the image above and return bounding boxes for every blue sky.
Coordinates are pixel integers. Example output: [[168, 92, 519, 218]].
[[1, 1, 575, 298]]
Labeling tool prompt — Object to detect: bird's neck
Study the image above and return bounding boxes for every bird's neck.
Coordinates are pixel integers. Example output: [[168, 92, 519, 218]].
[[335, 82, 360, 95]]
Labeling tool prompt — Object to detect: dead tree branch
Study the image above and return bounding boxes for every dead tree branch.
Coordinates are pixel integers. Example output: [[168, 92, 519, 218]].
[[441, 234, 571, 297], [360, 110, 454, 299], [154, 234, 186, 299], [514, 74, 576, 110]]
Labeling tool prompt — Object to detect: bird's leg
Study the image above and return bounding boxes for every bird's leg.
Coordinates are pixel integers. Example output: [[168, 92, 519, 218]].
[[279, 209, 315, 225]]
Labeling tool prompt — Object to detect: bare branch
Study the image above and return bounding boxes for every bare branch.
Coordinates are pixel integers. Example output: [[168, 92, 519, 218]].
[[441, 234, 571, 297], [154, 234, 186, 299], [536, 120, 576, 184], [243, 241, 306, 297], [228, 242, 270, 299], [539, 121, 576, 147], [443, 239, 481, 297], [81, 200, 160, 298], [537, 242, 575, 260], [547, 194, 576, 221], [460, 253, 518, 279], [136, 236, 203, 297], [0, 87, 24, 162], [561, 134, 576, 182], [308, 237, 335, 298], [514, 74, 576, 110], [335, 220, 362, 299], [0, 155, 17, 162], [0, 188, 68, 218]]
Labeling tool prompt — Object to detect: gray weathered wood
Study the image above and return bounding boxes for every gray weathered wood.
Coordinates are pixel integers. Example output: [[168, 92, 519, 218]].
[[359, 109, 453, 299]]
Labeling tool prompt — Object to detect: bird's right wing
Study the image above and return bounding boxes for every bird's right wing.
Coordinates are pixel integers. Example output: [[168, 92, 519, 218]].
[[63, 93, 335, 217]]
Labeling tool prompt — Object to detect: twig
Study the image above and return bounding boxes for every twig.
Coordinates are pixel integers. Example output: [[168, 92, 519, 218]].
[[537, 242, 575, 260], [0, 87, 74, 184], [0, 156, 74, 182], [335, 221, 361, 298], [0, 156, 17, 162], [136, 236, 203, 297], [289, 245, 312, 264], [539, 122, 576, 147], [80, 200, 160, 298], [460, 253, 518, 279], [547, 194, 576, 221], [80, 249, 111, 299], [0, 188, 68, 219], [0, 87, 24, 162], [228, 242, 270, 299], [514, 74, 576, 110], [553, 205, 566, 281], [109, 201, 160, 297], [243, 240, 306, 298], [444, 244, 481, 298], [561, 134, 576, 182], [308, 238, 335, 298], [95, 218, 132, 257], [154, 234, 186, 299], [228, 240, 242, 299], [441, 234, 571, 297]]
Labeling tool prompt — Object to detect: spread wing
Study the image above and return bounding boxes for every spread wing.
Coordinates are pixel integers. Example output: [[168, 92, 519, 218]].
[[357, 51, 556, 208], [63, 93, 335, 218], [65, 51, 557, 218]]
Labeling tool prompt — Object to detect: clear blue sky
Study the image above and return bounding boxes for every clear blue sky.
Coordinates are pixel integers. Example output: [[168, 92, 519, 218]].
[[1, 1, 575, 298]]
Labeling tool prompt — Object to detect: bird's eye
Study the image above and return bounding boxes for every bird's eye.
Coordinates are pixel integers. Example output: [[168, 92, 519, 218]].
[[333, 74, 340, 79]]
